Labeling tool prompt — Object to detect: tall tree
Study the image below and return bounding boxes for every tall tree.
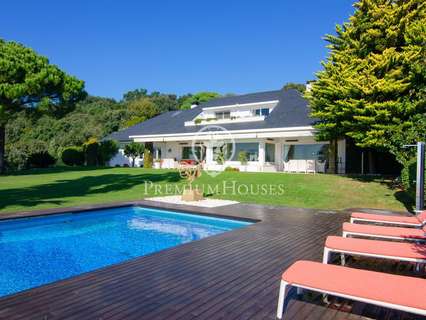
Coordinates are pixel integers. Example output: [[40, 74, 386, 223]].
[[122, 88, 148, 102], [0, 39, 85, 172], [307, 0, 426, 163], [124, 98, 160, 127]]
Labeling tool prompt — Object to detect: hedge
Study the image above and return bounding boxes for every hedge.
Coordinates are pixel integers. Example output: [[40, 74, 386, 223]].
[[28, 151, 56, 168], [83, 139, 99, 166], [61, 147, 85, 166], [401, 158, 426, 202]]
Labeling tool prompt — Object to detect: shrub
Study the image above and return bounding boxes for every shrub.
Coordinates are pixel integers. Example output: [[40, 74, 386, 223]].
[[238, 151, 248, 165], [61, 147, 85, 166], [83, 138, 99, 166], [28, 151, 56, 168], [5, 143, 29, 170], [401, 158, 416, 191], [6, 140, 49, 170], [98, 140, 118, 165], [401, 158, 426, 195], [144, 148, 153, 168], [224, 166, 239, 172], [215, 148, 225, 165]]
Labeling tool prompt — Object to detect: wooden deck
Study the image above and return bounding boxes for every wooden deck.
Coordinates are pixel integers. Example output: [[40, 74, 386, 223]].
[[0, 201, 423, 320]]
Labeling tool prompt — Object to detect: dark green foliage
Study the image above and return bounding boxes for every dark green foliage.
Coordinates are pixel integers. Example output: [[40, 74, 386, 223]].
[[61, 147, 85, 166], [401, 158, 426, 200], [0, 38, 86, 172], [123, 142, 144, 167], [123, 89, 180, 113], [98, 140, 119, 165], [124, 98, 160, 127], [179, 92, 221, 110], [282, 83, 306, 93], [387, 113, 426, 164], [123, 88, 148, 102], [0, 44, 221, 173], [83, 139, 99, 166], [28, 151, 56, 168], [5, 138, 50, 170], [143, 148, 153, 169], [308, 0, 426, 164], [5, 87, 221, 172], [150, 95, 179, 113], [224, 166, 240, 172]]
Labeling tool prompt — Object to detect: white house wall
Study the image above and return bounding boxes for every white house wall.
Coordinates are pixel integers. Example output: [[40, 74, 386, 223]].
[[110, 129, 347, 173]]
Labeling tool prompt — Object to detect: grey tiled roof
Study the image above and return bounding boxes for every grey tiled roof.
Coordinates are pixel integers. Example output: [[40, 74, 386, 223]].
[[106, 89, 315, 142]]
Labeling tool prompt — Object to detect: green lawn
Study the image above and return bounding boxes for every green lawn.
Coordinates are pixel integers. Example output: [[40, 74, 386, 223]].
[[0, 167, 412, 214]]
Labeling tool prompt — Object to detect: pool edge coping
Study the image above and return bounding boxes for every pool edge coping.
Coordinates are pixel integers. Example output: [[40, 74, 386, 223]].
[[0, 200, 261, 224]]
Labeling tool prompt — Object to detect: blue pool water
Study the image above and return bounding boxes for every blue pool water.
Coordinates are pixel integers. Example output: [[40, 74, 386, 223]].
[[0, 206, 251, 297]]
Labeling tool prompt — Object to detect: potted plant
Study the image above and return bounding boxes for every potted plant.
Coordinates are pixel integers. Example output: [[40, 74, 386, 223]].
[[153, 158, 161, 169], [238, 151, 248, 171]]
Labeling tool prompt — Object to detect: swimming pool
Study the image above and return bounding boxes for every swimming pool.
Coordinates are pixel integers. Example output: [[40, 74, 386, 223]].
[[0, 206, 251, 297]]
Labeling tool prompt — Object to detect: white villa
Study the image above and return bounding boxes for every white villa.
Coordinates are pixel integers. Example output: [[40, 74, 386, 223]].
[[107, 89, 347, 173]]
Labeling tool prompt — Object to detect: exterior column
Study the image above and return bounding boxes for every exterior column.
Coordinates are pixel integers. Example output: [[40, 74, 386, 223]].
[[275, 142, 282, 171], [259, 140, 265, 170], [206, 142, 214, 165], [327, 139, 338, 174], [337, 139, 346, 174]]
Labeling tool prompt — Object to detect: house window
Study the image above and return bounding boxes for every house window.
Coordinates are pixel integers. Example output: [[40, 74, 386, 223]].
[[154, 148, 162, 159], [213, 144, 232, 162], [265, 143, 275, 162], [213, 143, 259, 162], [254, 108, 270, 116], [215, 111, 231, 119], [233, 143, 259, 161], [283, 144, 328, 162], [182, 146, 205, 161]]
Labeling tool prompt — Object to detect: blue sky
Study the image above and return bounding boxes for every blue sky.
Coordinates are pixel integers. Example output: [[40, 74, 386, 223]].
[[1, 1, 355, 100]]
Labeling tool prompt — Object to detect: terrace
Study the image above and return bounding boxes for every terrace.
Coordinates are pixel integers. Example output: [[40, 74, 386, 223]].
[[0, 201, 423, 320]]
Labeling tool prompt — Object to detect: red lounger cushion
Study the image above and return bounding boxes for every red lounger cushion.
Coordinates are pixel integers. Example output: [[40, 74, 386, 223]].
[[343, 223, 426, 240], [282, 260, 426, 312], [325, 236, 426, 260], [418, 211, 426, 224], [351, 212, 420, 225]]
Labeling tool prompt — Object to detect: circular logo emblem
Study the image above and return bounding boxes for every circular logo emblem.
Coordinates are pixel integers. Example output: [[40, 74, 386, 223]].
[[191, 125, 236, 177]]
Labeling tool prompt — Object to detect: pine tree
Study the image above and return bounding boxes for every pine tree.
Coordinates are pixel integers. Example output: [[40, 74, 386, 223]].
[[307, 0, 426, 162]]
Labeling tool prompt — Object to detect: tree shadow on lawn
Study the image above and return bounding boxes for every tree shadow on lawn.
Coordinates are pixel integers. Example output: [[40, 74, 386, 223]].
[[0, 172, 182, 211], [346, 175, 415, 212]]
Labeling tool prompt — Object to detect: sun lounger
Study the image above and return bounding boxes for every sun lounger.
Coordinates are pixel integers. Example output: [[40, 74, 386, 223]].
[[323, 236, 426, 270], [342, 222, 426, 242], [276, 260, 426, 319], [350, 211, 426, 227]]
